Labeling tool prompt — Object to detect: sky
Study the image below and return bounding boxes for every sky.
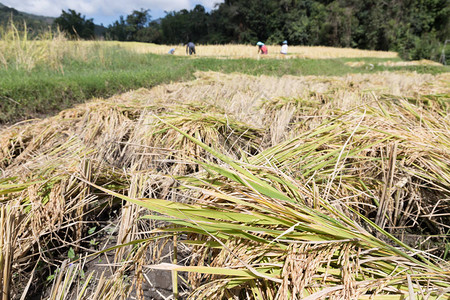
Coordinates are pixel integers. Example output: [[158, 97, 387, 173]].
[[2, 0, 223, 26]]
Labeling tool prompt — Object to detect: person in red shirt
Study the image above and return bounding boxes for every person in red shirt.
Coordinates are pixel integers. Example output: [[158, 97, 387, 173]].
[[257, 41, 268, 54]]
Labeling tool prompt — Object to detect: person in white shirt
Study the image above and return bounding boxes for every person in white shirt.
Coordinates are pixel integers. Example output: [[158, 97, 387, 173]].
[[280, 40, 288, 55]]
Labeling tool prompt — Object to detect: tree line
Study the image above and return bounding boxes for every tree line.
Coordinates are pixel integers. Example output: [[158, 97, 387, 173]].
[[54, 0, 450, 60]]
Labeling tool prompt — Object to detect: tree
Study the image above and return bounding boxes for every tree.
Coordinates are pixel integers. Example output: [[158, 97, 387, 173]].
[[135, 22, 162, 43], [105, 9, 155, 42], [55, 9, 94, 39], [160, 5, 210, 44], [126, 9, 151, 41], [105, 16, 128, 41]]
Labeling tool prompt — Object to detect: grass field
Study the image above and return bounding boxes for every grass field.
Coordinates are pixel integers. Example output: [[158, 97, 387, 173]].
[[1, 26, 450, 299]]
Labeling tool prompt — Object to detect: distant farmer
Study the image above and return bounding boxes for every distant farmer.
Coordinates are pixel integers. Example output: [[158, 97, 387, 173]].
[[186, 42, 196, 55], [257, 41, 268, 54], [168, 48, 175, 54], [280, 40, 288, 55]]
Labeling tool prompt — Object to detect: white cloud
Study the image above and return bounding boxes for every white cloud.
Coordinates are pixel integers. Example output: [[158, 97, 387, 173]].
[[1, 0, 221, 18]]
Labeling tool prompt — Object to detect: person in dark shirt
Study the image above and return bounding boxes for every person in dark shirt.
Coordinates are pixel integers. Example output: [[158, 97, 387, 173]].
[[186, 42, 196, 55]]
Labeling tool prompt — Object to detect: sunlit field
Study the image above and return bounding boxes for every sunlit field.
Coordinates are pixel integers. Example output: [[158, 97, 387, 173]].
[[3, 30, 447, 125], [114, 41, 400, 59], [0, 37, 400, 72]]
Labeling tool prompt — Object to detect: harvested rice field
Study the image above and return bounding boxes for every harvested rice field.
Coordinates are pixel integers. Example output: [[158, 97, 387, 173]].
[[107, 41, 400, 59], [1, 70, 450, 299]]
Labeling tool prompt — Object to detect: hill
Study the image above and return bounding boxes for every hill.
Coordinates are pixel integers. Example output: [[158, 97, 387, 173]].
[[0, 2, 105, 38], [0, 2, 54, 32]]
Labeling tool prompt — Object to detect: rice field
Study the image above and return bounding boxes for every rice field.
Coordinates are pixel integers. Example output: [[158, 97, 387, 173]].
[[2, 19, 448, 127], [117, 41, 400, 59], [1, 36, 400, 72], [1, 65, 449, 299]]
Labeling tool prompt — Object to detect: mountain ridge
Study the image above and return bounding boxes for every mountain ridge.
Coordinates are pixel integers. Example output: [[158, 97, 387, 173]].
[[0, 2, 105, 37], [0, 2, 54, 24]]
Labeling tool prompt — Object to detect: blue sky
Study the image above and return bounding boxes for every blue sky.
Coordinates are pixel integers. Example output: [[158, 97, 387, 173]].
[[2, 0, 223, 26]]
